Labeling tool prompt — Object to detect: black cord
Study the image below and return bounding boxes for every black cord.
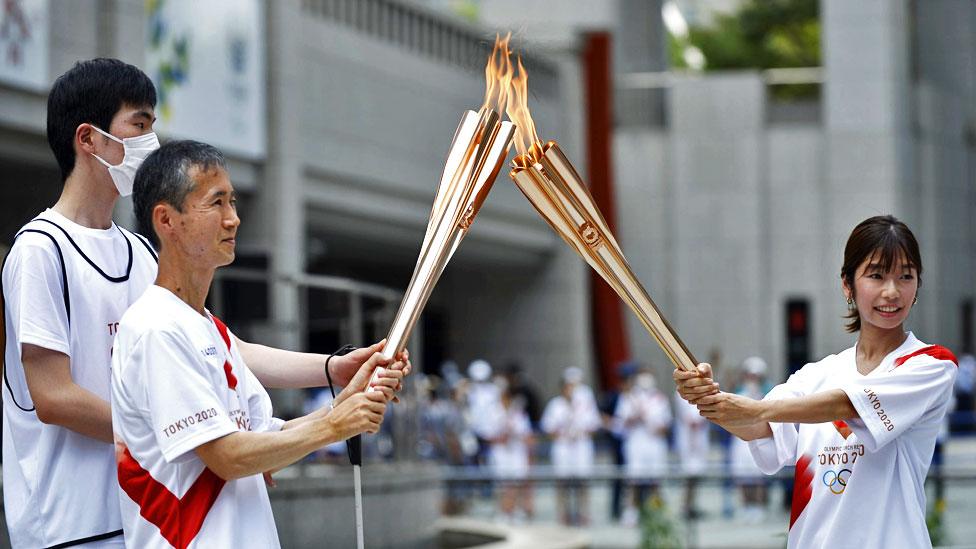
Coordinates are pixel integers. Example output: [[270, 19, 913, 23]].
[[325, 344, 362, 466], [325, 344, 357, 401]]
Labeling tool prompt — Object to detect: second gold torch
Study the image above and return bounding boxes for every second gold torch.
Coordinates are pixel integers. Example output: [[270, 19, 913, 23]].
[[505, 56, 698, 373]]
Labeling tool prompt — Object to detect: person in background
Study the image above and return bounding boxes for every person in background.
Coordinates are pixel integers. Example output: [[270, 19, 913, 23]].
[[485, 380, 534, 523], [953, 353, 975, 432], [604, 360, 638, 522], [301, 388, 346, 463], [466, 358, 500, 468], [502, 360, 542, 429], [728, 356, 772, 523], [541, 366, 601, 526], [613, 365, 672, 526], [418, 374, 471, 515], [674, 385, 710, 518]]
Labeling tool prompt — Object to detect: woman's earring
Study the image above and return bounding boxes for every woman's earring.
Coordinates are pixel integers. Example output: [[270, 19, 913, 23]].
[[913, 296, 918, 306], [847, 296, 855, 311]]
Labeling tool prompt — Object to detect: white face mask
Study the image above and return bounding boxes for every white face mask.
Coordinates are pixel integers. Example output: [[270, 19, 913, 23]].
[[635, 374, 656, 391], [90, 125, 160, 196]]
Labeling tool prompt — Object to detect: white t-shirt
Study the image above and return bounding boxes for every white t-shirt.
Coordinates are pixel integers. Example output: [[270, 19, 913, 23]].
[[748, 332, 957, 548], [484, 400, 532, 478], [673, 392, 709, 474], [541, 386, 601, 476], [613, 388, 672, 476], [2, 209, 157, 548], [466, 381, 501, 439], [111, 285, 283, 549]]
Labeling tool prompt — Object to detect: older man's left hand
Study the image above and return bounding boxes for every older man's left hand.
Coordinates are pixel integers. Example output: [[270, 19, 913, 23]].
[[329, 340, 412, 402]]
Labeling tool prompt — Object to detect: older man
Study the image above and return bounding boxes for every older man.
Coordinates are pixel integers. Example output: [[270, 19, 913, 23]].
[[2, 59, 404, 549], [111, 140, 401, 548]]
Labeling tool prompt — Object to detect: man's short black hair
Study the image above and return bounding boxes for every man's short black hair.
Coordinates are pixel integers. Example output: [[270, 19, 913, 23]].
[[133, 140, 227, 249], [46, 58, 157, 181]]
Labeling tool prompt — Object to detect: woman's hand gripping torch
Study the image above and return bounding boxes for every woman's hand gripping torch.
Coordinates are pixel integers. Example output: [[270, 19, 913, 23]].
[[504, 55, 698, 373], [346, 35, 517, 549]]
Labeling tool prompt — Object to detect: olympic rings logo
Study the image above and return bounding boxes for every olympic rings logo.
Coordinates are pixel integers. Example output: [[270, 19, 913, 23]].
[[822, 469, 852, 495]]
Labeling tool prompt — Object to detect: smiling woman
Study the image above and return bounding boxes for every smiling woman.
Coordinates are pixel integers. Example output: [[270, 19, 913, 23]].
[[841, 216, 922, 334], [674, 215, 958, 549]]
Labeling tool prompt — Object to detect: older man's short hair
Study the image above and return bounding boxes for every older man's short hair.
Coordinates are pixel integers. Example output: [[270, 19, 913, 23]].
[[133, 140, 226, 249]]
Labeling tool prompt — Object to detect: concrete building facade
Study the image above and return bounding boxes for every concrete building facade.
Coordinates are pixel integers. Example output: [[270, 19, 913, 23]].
[[1, 0, 973, 428]]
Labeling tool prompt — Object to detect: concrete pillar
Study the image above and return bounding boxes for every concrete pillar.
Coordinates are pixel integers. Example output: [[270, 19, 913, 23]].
[[668, 73, 767, 372], [820, 0, 912, 354], [265, 0, 305, 410]]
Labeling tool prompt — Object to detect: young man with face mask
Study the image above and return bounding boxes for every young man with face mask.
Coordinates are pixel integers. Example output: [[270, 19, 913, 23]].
[[2, 59, 408, 548], [1, 58, 161, 548]]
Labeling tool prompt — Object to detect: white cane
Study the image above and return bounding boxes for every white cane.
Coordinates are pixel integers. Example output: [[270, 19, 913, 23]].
[[324, 346, 366, 549]]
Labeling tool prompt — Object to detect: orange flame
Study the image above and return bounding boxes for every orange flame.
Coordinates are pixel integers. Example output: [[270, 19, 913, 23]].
[[505, 55, 542, 161], [482, 33, 514, 113]]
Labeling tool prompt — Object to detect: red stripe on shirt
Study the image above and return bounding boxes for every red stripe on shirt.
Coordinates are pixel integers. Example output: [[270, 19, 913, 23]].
[[894, 345, 958, 368], [210, 315, 238, 390], [790, 454, 814, 530], [117, 446, 225, 549]]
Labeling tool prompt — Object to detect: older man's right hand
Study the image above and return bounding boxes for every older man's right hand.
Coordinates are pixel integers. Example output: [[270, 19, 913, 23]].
[[673, 363, 720, 405], [327, 391, 387, 440]]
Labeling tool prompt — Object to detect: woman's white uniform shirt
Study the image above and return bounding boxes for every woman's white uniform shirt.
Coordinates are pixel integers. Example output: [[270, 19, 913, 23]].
[[748, 332, 956, 548]]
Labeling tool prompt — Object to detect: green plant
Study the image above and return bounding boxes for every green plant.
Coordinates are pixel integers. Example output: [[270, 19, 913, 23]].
[[669, 0, 820, 100], [926, 497, 948, 546], [640, 494, 683, 549]]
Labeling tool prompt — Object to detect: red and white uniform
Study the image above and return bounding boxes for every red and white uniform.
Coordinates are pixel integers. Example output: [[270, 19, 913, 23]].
[[748, 332, 956, 548], [2, 210, 157, 548], [111, 285, 283, 549]]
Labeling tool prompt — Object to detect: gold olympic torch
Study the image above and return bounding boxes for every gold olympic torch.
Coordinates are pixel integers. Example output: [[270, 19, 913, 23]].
[[505, 57, 697, 372], [373, 36, 516, 367], [351, 36, 516, 549]]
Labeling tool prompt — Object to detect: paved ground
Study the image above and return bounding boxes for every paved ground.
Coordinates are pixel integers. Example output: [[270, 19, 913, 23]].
[[456, 438, 976, 549]]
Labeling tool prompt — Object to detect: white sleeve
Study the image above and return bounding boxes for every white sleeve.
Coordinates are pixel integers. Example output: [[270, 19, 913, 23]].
[[3, 238, 70, 356], [842, 358, 956, 452], [675, 394, 707, 426], [514, 411, 532, 437], [140, 329, 239, 462], [480, 402, 505, 439], [540, 399, 563, 435], [748, 392, 801, 475], [579, 390, 603, 433], [644, 394, 672, 432], [747, 366, 818, 474], [242, 367, 283, 433]]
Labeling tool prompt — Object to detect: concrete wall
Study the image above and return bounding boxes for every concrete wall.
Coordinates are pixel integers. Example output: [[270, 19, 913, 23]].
[[269, 464, 443, 549], [819, 0, 912, 357], [912, 0, 976, 353], [611, 0, 976, 388], [670, 73, 770, 374]]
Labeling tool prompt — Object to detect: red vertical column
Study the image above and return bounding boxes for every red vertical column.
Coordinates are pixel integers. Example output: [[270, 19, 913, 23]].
[[583, 32, 629, 391]]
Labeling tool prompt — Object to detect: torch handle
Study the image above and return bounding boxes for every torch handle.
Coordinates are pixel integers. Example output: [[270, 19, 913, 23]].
[[511, 143, 698, 372]]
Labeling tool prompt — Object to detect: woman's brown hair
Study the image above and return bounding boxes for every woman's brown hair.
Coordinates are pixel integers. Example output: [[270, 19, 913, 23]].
[[841, 215, 923, 332]]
